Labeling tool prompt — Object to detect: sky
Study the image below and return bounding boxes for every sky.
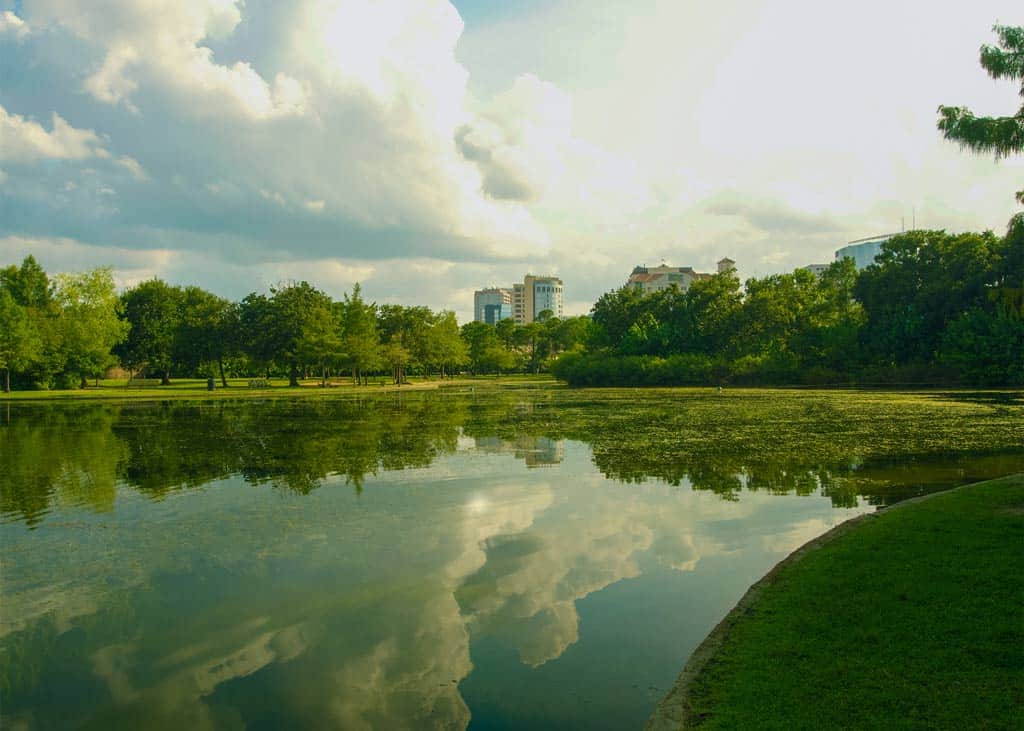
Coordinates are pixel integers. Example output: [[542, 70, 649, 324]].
[[1, 0, 1021, 321]]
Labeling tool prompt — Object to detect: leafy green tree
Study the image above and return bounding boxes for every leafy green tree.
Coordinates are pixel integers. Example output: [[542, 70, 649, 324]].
[[382, 337, 412, 385], [1, 255, 52, 309], [428, 311, 468, 378], [686, 270, 743, 355], [0, 288, 42, 392], [855, 230, 999, 366], [590, 285, 648, 348], [54, 268, 129, 388], [338, 284, 381, 385], [378, 304, 433, 374], [937, 25, 1024, 204], [460, 321, 498, 375], [174, 286, 235, 382], [939, 307, 1024, 385], [268, 281, 338, 387], [495, 317, 517, 350], [117, 279, 184, 384], [239, 292, 283, 377]]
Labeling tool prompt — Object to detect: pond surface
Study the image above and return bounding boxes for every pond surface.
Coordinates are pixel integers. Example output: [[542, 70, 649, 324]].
[[2, 387, 1022, 729]]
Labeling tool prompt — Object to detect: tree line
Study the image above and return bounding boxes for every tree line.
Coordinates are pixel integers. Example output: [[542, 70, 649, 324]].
[[552, 223, 1023, 387], [0, 259, 591, 391]]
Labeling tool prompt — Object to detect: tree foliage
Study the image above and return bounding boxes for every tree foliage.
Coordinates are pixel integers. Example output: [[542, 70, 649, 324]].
[[937, 24, 1024, 203]]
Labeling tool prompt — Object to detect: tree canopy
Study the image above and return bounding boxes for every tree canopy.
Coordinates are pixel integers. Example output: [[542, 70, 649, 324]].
[[937, 24, 1024, 203]]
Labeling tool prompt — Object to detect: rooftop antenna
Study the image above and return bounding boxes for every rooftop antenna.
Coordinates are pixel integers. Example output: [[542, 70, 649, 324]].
[[912, 207, 916, 230], [901, 216, 905, 232]]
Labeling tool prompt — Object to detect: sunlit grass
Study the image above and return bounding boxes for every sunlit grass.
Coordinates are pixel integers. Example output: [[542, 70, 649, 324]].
[[677, 474, 1024, 729], [0, 373, 558, 401]]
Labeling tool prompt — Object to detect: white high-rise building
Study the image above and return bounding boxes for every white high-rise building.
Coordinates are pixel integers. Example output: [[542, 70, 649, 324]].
[[512, 275, 563, 324]]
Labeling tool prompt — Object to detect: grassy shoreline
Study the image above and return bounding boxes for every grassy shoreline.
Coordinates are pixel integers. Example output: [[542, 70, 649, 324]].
[[0, 374, 560, 401], [647, 474, 1024, 730]]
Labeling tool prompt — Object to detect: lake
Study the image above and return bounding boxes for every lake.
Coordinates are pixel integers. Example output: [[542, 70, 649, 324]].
[[2, 387, 1022, 729]]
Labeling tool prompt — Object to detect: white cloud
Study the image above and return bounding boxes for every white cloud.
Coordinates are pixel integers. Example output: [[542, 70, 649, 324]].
[[115, 155, 148, 181], [4, 0, 1021, 314], [27, 0, 309, 120], [0, 105, 108, 163], [0, 10, 29, 40]]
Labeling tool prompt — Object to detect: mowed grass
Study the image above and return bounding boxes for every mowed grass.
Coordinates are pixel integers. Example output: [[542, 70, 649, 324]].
[[678, 474, 1024, 730], [0, 373, 558, 401]]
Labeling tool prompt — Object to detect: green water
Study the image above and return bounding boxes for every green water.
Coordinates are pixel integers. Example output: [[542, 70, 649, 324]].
[[1, 388, 1022, 729]]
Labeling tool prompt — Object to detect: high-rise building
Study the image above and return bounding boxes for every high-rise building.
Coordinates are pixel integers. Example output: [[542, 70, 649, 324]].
[[835, 234, 896, 270], [513, 275, 563, 324], [473, 288, 513, 324]]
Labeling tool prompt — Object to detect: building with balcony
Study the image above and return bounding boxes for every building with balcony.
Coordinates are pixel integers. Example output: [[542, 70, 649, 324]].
[[626, 262, 720, 295]]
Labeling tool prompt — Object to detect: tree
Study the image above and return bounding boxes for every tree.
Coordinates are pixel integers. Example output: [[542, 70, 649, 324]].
[[239, 292, 283, 377], [269, 281, 337, 387], [937, 25, 1024, 204], [174, 286, 235, 383], [1, 255, 52, 309], [460, 321, 498, 375], [117, 279, 184, 384], [338, 284, 380, 385], [854, 230, 999, 367], [54, 268, 129, 388], [0, 288, 42, 392], [427, 311, 468, 378]]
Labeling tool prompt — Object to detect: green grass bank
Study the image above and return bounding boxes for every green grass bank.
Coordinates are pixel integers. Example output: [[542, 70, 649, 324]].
[[0, 374, 558, 402], [648, 474, 1024, 730]]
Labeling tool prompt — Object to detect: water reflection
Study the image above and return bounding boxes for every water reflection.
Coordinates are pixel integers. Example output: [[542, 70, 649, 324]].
[[4, 390, 1022, 526], [1, 390, 1022, 728]]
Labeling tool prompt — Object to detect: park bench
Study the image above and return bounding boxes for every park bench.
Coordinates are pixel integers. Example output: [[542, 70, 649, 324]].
[[248, 378, 271, 389]]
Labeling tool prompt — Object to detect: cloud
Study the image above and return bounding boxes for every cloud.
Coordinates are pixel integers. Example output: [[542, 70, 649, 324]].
[[455, 123, 537, 202], [3, 0, 1022, 317], [116, 155, 148, 181], [27, 0, 309, 120], [0, 10, 29, 40], [0, 105, 109, 163], [703, 194, 845, 235]]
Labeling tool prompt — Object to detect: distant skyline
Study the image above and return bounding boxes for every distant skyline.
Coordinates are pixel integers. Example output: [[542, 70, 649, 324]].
[[1, 0, 1021, 321]]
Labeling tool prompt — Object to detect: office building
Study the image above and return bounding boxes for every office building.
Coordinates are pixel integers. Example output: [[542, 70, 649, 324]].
[[513, 275, 563, 324], [835, 234, 896, 270], [473, 288, 513, 324]]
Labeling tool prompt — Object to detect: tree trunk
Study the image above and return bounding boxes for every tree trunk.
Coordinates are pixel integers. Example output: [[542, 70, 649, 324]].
[[3, 367, 9, 393], [321, 362, 327, 387], [218, 358, 228, 388], [161, 370, 170, 386], [80, 375, 88, 389], [289, 362, 299, 387]]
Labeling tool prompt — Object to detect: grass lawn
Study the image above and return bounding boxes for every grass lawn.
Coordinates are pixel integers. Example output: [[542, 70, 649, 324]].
[[654, 474, 1024, 730], [0, 373, 558, 401]]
